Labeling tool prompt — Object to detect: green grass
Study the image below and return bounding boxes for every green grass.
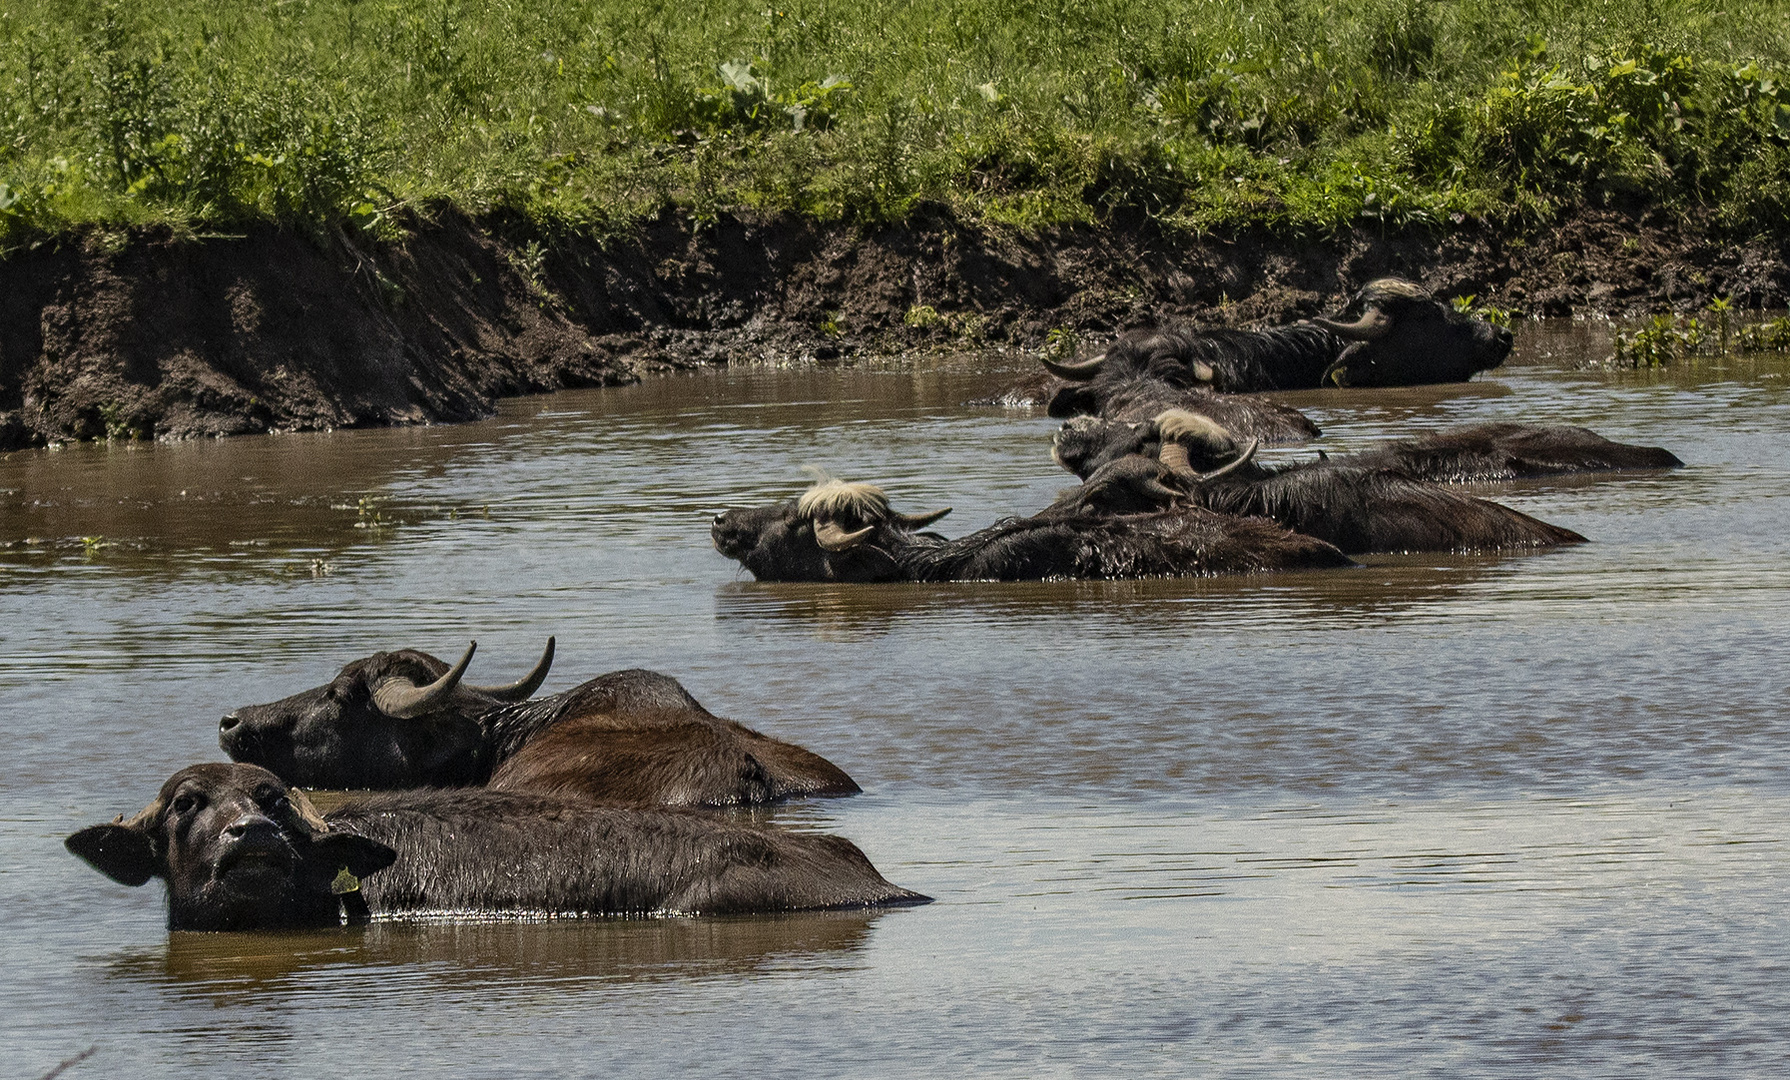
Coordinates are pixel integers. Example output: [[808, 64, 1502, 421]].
[[3, 0, 1790, 247]]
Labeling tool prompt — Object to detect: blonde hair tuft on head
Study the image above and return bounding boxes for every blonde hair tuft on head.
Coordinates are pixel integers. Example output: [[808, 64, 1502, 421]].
[[1358, 278, 1429, 303], [1153, 408, 1236, 449], [796, 469, 892, 523]]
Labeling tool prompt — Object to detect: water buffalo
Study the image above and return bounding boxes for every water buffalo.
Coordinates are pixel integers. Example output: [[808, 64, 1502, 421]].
[[65, 763, 925, 930], [980, 373, 1323, 444], [1054, 415, 1682, 484], [219, 640, 859, 806], [1039, 279, 1514, 419], [711, 473, 1354, 582], [1054, 410, 1587, 555], [1339, 422, 1683, 480]]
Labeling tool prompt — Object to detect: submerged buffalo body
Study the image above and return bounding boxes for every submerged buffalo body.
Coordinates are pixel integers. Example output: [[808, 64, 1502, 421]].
[[711, 475, 1353, 583], [66, 763, 925, 930], [220, 641, 858, 806], [983, 373, 1323, 445], [1038, 279, 1515, 422], [1196, 463, 1586, 554], [1054, 411, 1587, 555], [1056, 416, 1682, 485], [1340, 422, 1683, 481]]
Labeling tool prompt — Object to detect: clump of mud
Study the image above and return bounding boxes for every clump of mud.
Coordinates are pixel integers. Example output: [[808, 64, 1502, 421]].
[[3, 206, 1786, 451]]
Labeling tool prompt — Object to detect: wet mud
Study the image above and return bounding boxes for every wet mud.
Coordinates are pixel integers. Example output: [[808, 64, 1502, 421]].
[[3, 205, 1788, 451]]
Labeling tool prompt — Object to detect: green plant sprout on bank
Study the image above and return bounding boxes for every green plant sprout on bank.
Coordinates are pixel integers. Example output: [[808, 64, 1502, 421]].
[[1608, 299, 1790, 367], [1452, 294, 1512, 327], [4, 0, 1790, 248], [1043, 327, 1082, 360]]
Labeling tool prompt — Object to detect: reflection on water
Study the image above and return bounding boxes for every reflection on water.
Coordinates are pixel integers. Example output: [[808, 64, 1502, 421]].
[[712, 553, 1553, 638], [6, 328, 1790, 1076], [108, 912, 883, 1002]]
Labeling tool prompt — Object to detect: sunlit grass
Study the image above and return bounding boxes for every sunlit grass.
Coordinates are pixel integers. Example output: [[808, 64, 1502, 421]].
[[2, 0, 1789, 247]]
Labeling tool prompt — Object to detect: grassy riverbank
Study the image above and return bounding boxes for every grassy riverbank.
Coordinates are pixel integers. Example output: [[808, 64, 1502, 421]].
[[3, 0, 1790, 249]]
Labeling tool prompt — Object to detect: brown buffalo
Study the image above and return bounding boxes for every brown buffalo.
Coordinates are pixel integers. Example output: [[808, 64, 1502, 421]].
[[67, 763, 926, 930], [220, 641, 858, 806]]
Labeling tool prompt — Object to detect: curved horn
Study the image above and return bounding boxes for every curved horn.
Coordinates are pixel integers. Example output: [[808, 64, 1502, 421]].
[[1312, 308, 1393, 341], [1158, 440, 1201, 484], [1136, 475, 1184, 504], [371, 641, 476, 719], [287, 788, 332, 836], [114, 795, 167, 834], [467, 636, 555, 701], [1159, 438, 1259, 485], [895, 507, 952, 529], [1197, 438, 1259, 482], [813, 520, 875, 552], [1039, 353, 1107, 380]]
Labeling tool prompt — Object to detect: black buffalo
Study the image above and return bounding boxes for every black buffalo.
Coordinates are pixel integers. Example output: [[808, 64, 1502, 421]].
[[1039, 279, 1514, 421], [1053, 410, 1587, 555], [219, 640, 859, 806], [980, 374, 1323, 445], [66, 763, 925, 930], [1337, 422, 1683, 481], [711, 473, 1354, 582], [1054, 415, 1682, 484]]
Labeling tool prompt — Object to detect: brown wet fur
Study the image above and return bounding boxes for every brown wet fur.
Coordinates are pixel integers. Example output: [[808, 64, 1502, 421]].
[[489, 709, 860, 807]]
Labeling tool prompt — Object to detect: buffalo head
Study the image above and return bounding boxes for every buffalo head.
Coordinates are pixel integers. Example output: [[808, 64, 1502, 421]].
[[218, 639, 555, 789], [1035, 278, 1511, 395], [66, 763, 396, 930], [1053, 410, 1258, 487], [711, 475, 951, 583], [1313, 279, 1513, 387], [1051, 416, 1147, 477]]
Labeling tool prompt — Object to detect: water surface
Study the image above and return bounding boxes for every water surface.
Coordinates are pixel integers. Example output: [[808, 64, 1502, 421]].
[[4, 321, 1788, 1076]]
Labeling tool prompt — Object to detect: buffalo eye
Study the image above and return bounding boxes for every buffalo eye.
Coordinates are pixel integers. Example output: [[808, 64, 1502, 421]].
[[171, 792, 204, 815]]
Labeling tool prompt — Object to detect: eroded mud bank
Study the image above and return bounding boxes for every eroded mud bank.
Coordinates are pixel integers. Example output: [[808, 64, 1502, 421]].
[[3, 206, 1787, 451]]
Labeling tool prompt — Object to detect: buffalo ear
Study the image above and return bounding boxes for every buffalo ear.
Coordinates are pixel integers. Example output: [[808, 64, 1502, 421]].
[[311, 833, 397, 879], [66, 824, 160, 887], [1046, 386, 1100, 419]]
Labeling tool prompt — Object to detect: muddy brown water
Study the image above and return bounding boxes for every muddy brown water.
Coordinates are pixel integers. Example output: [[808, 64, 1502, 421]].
[[4, 320, 1789, 1077]]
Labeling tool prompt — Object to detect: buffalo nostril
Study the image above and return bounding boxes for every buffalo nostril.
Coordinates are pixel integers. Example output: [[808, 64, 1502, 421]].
[[220, 714, 241, 733], [225, 815, 275, 839]]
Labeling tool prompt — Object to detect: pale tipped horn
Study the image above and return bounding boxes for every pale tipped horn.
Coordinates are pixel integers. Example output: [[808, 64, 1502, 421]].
[[1197, 438, 1259, 482], [1189, 360, 1216, 382], [895, 507, 952, 528], [1040, 353, 1107, 380], [1312, 307, 1393, 341], [114, 796, 167, 834], [371, 641, 476, 719], [813, 520, 875, 552], [1159, 438, 1259, 485], [467, 636, 555, 701], [287, 788, 332, 836]]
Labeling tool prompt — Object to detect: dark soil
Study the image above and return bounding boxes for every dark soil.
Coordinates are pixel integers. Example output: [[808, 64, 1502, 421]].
[[4, 205, 1788, 451]]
